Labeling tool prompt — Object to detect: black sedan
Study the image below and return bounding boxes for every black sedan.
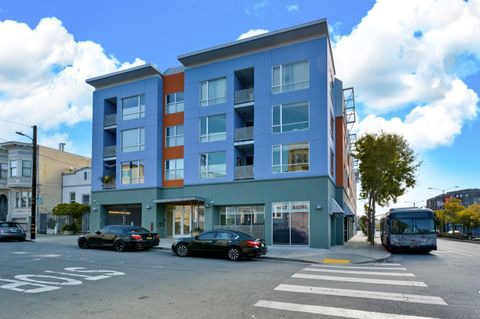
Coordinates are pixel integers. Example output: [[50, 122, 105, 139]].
[[78, 225, 159, 252], [171, 230, 267, 261], [0, 222, 26, 241]]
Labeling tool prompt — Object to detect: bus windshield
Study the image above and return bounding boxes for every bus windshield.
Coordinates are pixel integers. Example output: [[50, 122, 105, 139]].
[[391, 218, 435, 235]]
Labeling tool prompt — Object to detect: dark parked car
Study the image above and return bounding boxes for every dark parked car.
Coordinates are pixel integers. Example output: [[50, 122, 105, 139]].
[[171, 230, 267, 261], [78, 225, 159, 252], [0, 222, 26, 241]]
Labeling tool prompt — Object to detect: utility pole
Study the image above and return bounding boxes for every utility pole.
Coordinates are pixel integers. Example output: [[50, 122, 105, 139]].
[[31, 125, 37, 240]]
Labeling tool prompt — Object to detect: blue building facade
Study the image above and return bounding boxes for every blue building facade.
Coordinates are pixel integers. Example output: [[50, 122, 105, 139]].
[[87, 19, 357, 248]]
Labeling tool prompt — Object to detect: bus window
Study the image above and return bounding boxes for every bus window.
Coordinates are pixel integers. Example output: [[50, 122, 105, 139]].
[[391, 219, 411, 234]]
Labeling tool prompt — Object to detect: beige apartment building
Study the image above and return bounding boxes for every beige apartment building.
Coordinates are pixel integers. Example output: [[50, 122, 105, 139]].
[[0, 141, 90, 233]]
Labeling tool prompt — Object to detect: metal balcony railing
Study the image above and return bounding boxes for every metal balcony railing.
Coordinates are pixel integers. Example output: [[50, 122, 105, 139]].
[[234, 126, 254, 142], [102, 179, 116, 189], [104, 145, 116, 158], [234, 88, 254, 105], [234, 165, 254, 180], [104, 114, 117, 127]]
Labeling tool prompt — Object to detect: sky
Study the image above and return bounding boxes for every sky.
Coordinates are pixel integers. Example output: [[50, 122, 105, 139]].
[[0, 0, 479, 215]]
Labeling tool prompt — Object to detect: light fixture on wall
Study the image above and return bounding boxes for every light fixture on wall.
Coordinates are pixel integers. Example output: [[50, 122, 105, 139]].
[[210, 200, 215, 205], [145, 205, 151, 210], [315, 204, 322, 210]]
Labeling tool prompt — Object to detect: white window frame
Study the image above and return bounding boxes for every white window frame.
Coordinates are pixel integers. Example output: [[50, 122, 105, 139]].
[[0, 163, 7, 179], [122, 128, 145, 153], [121, 160, 145, 185], [200, 77, 227, 106], [82, 194, 90, 205], [200, 114, 226, 143], [22, 160, 32, 177], [165, 158, 184, 180], [10, 160, 17, 177], [165, 125, 184, 147], [122, 95, 145, 120], [69, 192, 76, 204], [272, 142, 310, 174], [200, 151, 227, 179], [272, 101, 309, 133], [166, 92, 184, 114], [272, 60, 309, 94]]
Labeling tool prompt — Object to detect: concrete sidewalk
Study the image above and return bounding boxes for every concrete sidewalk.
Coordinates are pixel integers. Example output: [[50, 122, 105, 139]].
[[160, 231, 391, 264]]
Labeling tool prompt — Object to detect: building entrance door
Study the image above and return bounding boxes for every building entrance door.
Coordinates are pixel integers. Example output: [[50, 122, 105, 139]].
[[173, 206, 191, 237], [0, 194, 7, 221]]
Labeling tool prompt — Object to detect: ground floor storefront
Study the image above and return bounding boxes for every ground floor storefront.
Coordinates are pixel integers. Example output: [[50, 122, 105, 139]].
[[90, 177, 356, 249]]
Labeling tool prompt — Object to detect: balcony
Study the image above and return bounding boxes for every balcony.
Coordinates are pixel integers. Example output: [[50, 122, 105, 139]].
[[102, 179, 116, 190], [234, 127, 253, 142], [234, 88, 254, 105], [7, 176, 31, 188], [234, 165, 254, 180], [104, 114, 117, 127], [104, 145, 116, 158]]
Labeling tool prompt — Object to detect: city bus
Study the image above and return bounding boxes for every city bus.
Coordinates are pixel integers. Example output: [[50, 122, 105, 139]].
[[380, 208, 437, 253]]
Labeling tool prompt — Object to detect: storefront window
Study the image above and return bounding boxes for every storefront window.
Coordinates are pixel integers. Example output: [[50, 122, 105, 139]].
[[272, 201, 309, 245], [218, 206, 265, 239]]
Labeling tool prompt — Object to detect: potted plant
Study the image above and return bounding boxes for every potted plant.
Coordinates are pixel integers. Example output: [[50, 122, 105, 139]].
[[61, 223, 78, 235], [101, 175, 112, 184]]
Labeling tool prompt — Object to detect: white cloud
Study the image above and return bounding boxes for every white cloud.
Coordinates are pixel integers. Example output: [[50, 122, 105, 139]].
[[244, 0, 268, 16], [334, 0, 480, 150], [286, 4, 299, 13], [0, 17, 145, 152], [237, 29, 269, 40]]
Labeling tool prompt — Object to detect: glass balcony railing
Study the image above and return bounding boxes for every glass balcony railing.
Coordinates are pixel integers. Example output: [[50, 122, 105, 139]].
[[234, 165, 254, 180], [234, 127, 254, 142], [104, 114, 117, 127], [234, 88, 254, 105], [104, 145, 116, 158]]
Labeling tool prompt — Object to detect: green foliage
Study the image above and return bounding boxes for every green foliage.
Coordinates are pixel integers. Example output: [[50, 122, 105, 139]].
[[353, 131, 420, 244], [444, 198, 464, 223], [52, 203, 90, 218], [359, 215, 368, 236], [455, 204, 480, 231], [61, 223, 78, 233]]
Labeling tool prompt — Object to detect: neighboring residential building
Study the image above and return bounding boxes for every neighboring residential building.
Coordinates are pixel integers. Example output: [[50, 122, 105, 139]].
[[426, 188, 480, 211], [0, 142, 91, 233], [62, 167, 91, 205], [86, 19, 357, 248]]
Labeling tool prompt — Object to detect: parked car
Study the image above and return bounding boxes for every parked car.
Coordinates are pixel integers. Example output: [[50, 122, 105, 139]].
[[0, 222, 26, 241], [77, 225, 159, 252], [171, 229, 267, 261]]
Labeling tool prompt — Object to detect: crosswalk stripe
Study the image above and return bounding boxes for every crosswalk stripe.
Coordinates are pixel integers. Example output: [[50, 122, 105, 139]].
[[292, 273, 428, 287], [304, 268, 415, 277], [254, 300, 439, 319], [274, 284, 447, 305], [375, 263, 402, 266], [310, 264, 408, 271]]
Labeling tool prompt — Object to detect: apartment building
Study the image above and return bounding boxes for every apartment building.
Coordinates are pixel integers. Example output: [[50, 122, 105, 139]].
[[87, 19, 357, 248], [0, 142, 91, 233], [426, 189, 480, 211], [62, 167, 91, 205]]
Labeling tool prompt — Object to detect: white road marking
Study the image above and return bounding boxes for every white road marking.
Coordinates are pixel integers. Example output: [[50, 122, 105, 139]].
[[15, 275, 82, 286], [292, 273, 428, 287], [64, 267, 125, 276], [303, 268, 415, 277], [310, 264, 408, 271], [447, 250, 473, 257], [374, 263, 402, 266], [44, 271, 111, 281], [274, 284, 447, 305], [0, 278, 60, 294], [12, 252, 28, 255], [433, 250, 473, 257], [33, 254, 61, 258], [254, 300, 439, 319]]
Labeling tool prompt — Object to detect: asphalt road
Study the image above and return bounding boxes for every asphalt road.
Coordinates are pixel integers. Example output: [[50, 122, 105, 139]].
[[0, 236, 478, 319]]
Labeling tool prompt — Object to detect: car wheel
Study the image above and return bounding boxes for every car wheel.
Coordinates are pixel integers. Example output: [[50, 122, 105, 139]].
[[78, 238, 89, 249], [227, 247, 241, 261], [175, 243, 189, 257], [114, 240, 126, 252]]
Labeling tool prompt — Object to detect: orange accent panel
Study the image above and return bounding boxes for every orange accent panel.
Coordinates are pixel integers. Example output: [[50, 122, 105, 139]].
[[335, 118, 345, 186], [164, 179, 183, 188], [164, 112, 184, 127], [164, 146, 184, 159], [163, 72, 184, 94]]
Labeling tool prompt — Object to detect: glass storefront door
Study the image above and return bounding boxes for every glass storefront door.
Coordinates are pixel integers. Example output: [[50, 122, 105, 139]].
[[272, 202, 309, 245], [169, 205, 204, 237]]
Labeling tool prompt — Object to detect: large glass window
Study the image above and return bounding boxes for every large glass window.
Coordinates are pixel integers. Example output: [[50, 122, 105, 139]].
[[218, 206, 265, 239], [165, 159, 184, 180], [121, 160, 144, 184], [200, 151, 226, 179], [15, 191, 31, 208], [22, 160, 32, 177], [272, 60, 309, 94], [122, 128, 145, 152], [122, 95, 145, 120], [166, 92, 184, 114], [200, 78, 226, 106], [200, 114, 226, 142], [166, 125, 184, 147], [10, 161, 17, 177], [272, 142, 309, 173], [0, 163, 8, 179], [272, 201, 309, 245], [391, 218, 435, 235], [272, 101, 309, 133]]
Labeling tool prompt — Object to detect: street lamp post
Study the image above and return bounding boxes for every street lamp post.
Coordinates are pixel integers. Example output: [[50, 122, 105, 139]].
[[16, 125, 37, 240], [428, 185, 460, 232], [404, 200, 424, 207]]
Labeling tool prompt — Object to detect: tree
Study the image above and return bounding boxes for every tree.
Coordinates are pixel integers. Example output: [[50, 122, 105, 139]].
[[434, 209, 448, 232], [443, 198, 464, 228], [455, 204, 480, 236], [52, 202, 90, 233], [359, 215, 368, 236], [353, 132, 420, 245]]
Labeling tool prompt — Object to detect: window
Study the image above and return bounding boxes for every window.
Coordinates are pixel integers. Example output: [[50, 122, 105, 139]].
[[272, 143, 309, 173], [122, 95, 145, 120], [69, 192, 76, 203], [82, 194, 90, 205], [84, 171, 88, 180], [330, 149, 335, 177], [166, 92, 184, 114], [200, 151, 226, 179], [200, 114, 226, 142], [165, 125, 184, 147], [0, 163, 7, 179], [272, 101, 309, 133], [330, 112, 335, 138], [165, 159, 184, 180], [10, 161, 17, 177], [200, 78, 226, 106], [219, 206, 265, 227], [272, 60, 309, 94], [122, 128, 145, 152], [272, 201, 310, 245], [22, 160, 32, 177], [15, 191, 31, 208], [121, 160, 144, 184], [198, 232, 217, 240]]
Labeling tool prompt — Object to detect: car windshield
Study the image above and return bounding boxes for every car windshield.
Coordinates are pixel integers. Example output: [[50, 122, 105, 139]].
[[391, 218, 435, 235]]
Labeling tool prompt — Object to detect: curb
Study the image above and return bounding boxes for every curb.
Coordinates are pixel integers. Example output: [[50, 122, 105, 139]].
[[438, 237, 480, 244]]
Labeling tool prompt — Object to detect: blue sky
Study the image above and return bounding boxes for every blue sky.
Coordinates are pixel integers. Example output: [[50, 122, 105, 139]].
[[0, 0, 479, 214]]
